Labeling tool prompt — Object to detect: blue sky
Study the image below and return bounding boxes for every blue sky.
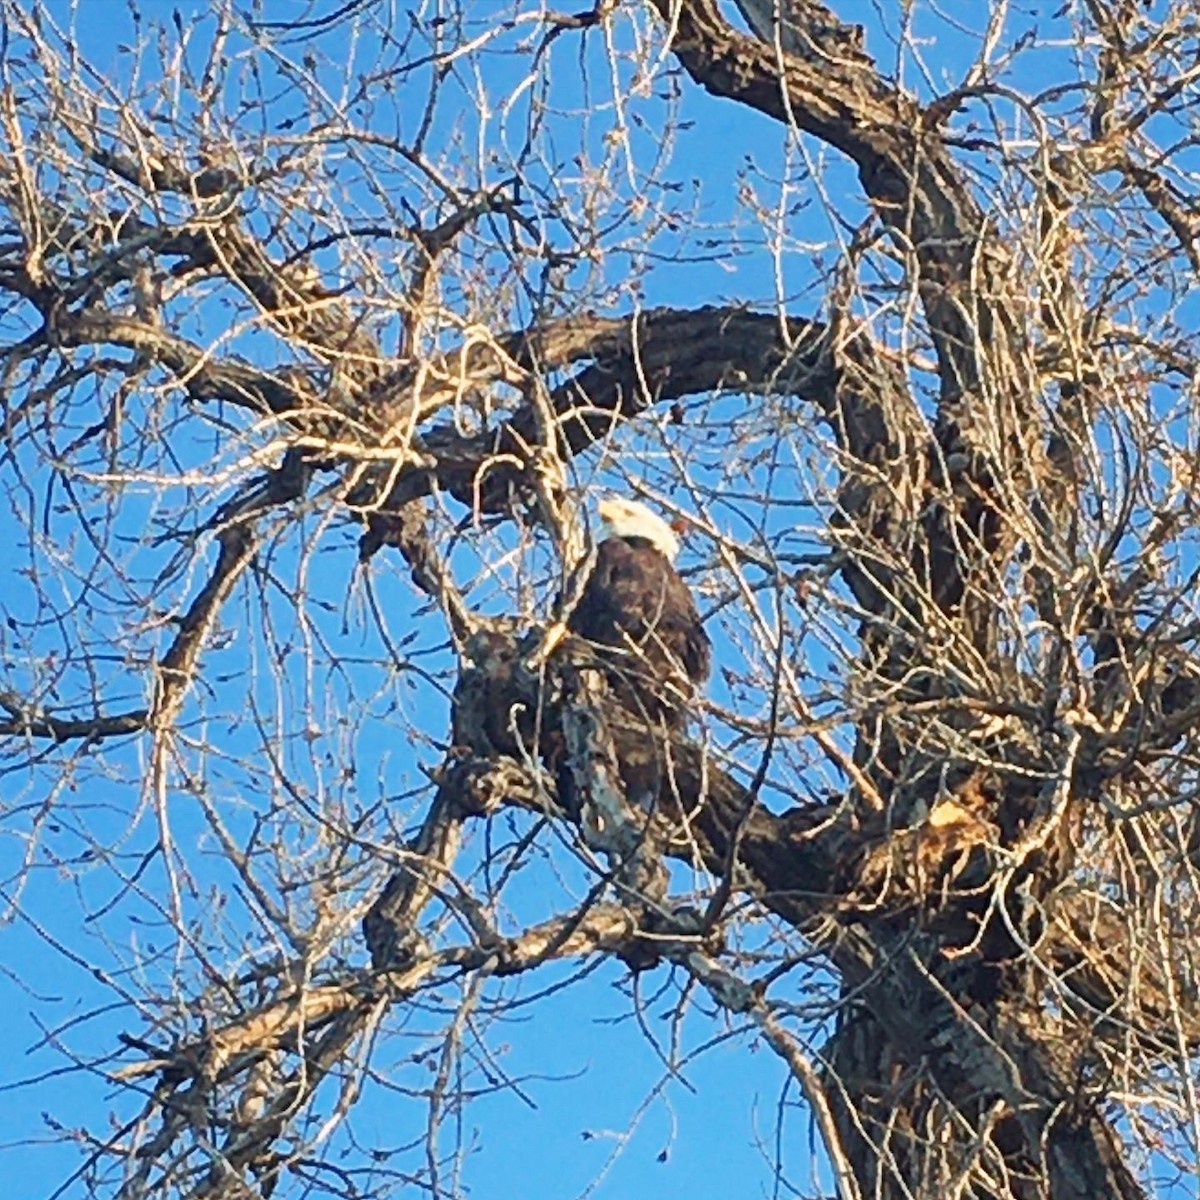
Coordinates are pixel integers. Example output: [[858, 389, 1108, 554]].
[[1, 2, 1195, 1198]]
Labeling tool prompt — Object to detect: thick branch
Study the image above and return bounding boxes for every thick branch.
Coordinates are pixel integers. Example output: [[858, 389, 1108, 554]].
[[0, 697, 148, 742], [154, 526, 260, 727], [650, 0, 1003, 403], [48, 308, 320, 419], [370, 305, 913, 518]]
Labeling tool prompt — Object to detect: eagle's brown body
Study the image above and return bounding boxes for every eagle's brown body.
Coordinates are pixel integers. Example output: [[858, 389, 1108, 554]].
[[568, 500, 710, 729]]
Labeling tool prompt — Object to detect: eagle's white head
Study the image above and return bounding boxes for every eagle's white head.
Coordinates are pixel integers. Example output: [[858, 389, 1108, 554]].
[[597, 496, 681, 562]]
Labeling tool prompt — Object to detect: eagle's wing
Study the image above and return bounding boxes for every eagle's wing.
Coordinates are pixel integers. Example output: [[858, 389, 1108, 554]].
[[657, 567, 711, 685]]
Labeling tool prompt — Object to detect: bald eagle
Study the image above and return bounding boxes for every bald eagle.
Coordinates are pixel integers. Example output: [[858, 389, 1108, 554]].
[[568, 497, 710, 728]]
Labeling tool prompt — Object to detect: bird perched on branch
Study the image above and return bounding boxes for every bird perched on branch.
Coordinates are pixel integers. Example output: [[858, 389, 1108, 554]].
[[568, 496, 710, 728]]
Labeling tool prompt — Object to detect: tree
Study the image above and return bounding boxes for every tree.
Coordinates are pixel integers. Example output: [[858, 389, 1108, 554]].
[[2, 0, 1199, 1196]]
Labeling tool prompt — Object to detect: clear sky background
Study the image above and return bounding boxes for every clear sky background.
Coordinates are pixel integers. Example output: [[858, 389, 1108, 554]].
[[1, 2, 1192, 1199]]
